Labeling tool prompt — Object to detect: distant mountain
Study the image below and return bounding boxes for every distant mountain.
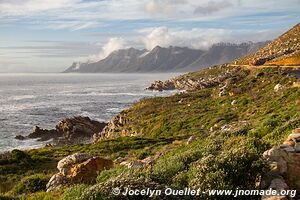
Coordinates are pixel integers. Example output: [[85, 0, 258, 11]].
[[233, 23, 300, 66], [64, 42, 268, 73]]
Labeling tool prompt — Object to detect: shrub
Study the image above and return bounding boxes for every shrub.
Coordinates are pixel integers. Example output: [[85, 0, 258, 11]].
[[63, 184, 89, 200], [188, 147, 267, 194], [11, 174, 49, 195], [96, 166, 129, 183], [20, 191, 58, 200]]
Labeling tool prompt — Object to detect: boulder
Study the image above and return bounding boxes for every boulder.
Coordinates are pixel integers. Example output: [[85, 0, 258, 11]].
[[46, 153, 113, 192], [70, 157, 113, 182], [46, 173, 68, 192], [274, 84, 284, 92], [57, 153, 93, 176]]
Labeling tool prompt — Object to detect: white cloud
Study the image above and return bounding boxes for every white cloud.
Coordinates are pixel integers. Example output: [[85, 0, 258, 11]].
[[139, 26, 282, 50], [194, 0, 232, 15], [77, 37, 127, 62], [0, 0, 75, 16]]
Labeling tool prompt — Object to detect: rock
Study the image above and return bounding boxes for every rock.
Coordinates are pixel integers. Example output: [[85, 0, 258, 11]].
[[70, 157, 113, 182], [57, 153, 94, 176], [282, 140, 295, 147], [46, 153, 113, 192], [14, 135, 26, 140], [274, 84, 283, 92], [141, 156, 155, 165], [187, 135, 197, 144], [18, 116, 106, 146], [294, 143, 300, 152], [128, 160, 144, 169], [46, 173, 68, 192], [283, 146, 295, 152], [146, 80, 175, 91], [288, 133, 300, 141], [28, 126, 61, 141], [231, 100, 237, 105], [292, 128, 300, 134], [56, 116, 107, 142], [269, 178, 289, 191]]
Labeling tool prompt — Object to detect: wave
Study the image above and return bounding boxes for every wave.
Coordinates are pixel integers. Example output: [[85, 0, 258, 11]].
[[11, 95, 36, 101]]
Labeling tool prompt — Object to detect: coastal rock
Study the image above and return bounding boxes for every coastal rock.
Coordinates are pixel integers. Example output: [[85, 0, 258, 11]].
[[14, 135, 26, 140], [146, 80, 175, 91], [56, 116, 107, 142], [16, 116, 107, 146], [27, 126, 61, 141], [146, 65, 247, 91], [94, 113, 133, 141], [46, 153, 113, 192]]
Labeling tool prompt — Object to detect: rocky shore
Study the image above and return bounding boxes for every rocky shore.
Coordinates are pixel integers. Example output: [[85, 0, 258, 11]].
[[15, 116, 107, 146]]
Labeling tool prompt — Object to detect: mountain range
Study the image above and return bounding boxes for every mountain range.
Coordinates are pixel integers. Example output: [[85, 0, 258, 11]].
[[64, 42, 268, 73]]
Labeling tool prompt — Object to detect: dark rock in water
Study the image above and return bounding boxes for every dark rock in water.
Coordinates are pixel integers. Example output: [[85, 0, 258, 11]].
[[55, 116, 107, 142], [28, 126, 61, 141], [16, 116, 107, 146], [14, 135, 26, 140]]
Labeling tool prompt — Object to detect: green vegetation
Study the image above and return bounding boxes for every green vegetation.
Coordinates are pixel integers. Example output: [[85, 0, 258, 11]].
[[1, 66, 299, 199]]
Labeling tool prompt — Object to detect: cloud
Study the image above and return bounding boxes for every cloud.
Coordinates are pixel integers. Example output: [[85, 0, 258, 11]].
[[194, 0, 233, 15], [77, 37, 127, 62], [144, 0, 186, 15], [140, 27, 175, 50], [139, 26, 282, 50], [0, 0, 74, 16]]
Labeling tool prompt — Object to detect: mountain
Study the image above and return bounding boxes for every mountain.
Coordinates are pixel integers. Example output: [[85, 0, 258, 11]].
[[233, 23, 300, 66], [64, 42, 268, 73]]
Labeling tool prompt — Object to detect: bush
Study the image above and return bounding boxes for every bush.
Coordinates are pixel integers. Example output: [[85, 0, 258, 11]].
[[151, 148, 202, 184], [20, 191, 58, 200], [63, 184, 89, 200], [12, 174, 49, 195], [188, 147, 267, 195], [96, 166, 129, 183]]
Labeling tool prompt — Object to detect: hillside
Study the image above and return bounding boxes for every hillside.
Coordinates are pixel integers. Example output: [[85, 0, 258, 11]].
[[64, 42, 267, 73], [1, 65, 299, 199], [1, 24, 300, 200], [233, 23, 300, 66]]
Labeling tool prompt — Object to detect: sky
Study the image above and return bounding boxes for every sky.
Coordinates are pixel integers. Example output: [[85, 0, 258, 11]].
[[0, 0, 299, 72]]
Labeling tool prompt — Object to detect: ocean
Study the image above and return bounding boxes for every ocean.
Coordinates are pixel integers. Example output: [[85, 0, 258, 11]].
[[0, 73, 179, 152]]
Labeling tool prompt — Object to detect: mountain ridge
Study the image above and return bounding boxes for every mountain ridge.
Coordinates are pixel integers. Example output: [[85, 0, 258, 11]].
[[64, 41, 268, 73]]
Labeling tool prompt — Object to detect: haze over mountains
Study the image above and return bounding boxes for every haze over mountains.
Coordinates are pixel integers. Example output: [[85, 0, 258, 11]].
[[64, 41, 268, 73]]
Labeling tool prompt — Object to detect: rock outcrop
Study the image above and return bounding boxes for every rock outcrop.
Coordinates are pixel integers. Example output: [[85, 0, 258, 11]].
[[93, 113, 133, 141], [46, 153, 113, 192], [261, 128, 300, 199], [15, 116, 107, 145], [146, 80, 175, 91], [147, 65, 248, 91], [55, 116, 107, 142]]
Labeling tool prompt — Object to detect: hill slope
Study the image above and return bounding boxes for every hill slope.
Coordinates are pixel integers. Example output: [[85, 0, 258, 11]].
[[233, 23, 300, 66]]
